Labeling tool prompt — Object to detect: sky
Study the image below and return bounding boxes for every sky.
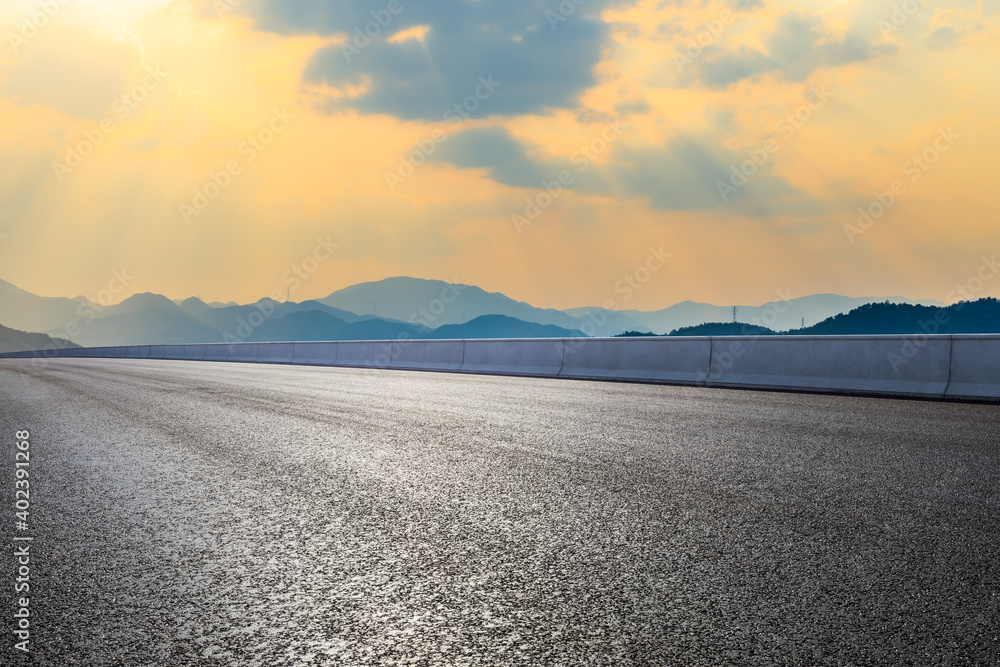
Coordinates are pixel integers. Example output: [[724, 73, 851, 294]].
[[0, 0, 997, 310]]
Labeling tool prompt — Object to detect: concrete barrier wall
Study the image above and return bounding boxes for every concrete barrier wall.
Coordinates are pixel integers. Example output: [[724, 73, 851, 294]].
[[337, 341, 391, 369], [257, 343, 295, 364], [202, 344, 228, 362], [291, 342, 338, 366], [182, 345, 209, 361], [706, 335, 953, 398], [945, 335, 1000, 401], [460, 339, 565, 377], [159, 345, 185, 360], [2, 335, 998, 401], [226, 343, 259, 363], [560, 337, 712, 384], [126, 346, 150, 359], [390, 339, 465, 372]]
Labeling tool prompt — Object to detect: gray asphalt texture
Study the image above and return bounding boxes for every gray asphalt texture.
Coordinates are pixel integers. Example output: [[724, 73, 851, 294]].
[[0, 359, 997, 666]]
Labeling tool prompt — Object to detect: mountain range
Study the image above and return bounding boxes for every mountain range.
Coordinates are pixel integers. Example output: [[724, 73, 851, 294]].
[[0, 322, 79, 355], [319, 277, 600, 331], [568, 293, 945, 334], [622, 299, 1000, 337], [0, 278, 86, 334], [0, 276, 949, 350], [319, 278, 943, 334]]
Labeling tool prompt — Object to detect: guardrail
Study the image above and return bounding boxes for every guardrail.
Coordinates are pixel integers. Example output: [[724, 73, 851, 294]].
[[2, 335, 998, 402]]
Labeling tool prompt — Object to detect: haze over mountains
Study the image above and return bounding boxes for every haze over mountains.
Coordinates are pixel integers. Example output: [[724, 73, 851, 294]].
[[0, 275, 946, 351], [569, 293, 946, 334], [319, 277, 597, 331], [319, 278, 942, 334], [0, 277, 86, 334], [0, 322, 79, 355]]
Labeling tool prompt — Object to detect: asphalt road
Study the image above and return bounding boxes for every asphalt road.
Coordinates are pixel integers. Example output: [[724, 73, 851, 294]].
[[0, 359, 997, 666]]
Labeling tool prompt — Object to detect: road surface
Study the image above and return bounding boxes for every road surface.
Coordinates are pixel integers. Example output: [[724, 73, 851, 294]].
[[1, 359, 997, 665]]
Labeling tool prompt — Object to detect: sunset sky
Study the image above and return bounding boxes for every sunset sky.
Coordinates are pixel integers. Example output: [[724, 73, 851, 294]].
[[0, 0, 997, 310]]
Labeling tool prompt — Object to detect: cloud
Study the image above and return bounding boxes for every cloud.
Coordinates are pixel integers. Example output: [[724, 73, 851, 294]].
[[682, 10, 896, 88], [244, 0, 624, 120], [924, 25, 961, 50], [432, 125, 800, 212], [696, 45, 774, 88], [923, 24, 983, 50], [614, 99, 651, 115], [433, 126, 546, 188]]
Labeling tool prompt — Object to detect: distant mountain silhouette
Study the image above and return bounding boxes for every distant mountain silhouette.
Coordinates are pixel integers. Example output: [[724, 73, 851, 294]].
[[74, 293, 225, 346], [669, 323, 778, 336], [178, 297, 214, 319], [421, 315, 586, 339], [243, 312, 575, 342], [320, 277, 590, 331], [109, 293, 182, 316], [0, 276, 983, 347], [0, 322, 80, 354], [215, 301, 421, 340], [247, 310, 350, 342], [0, 278, 84, 333], [801, 299, 1000, 335], [555, 308, 653, 335], [622, 301, 1000, 336], [336, 318, 425, 341], [189, 299, 291, 337], [287, 300, 372, 324], [628, 294, 943, 334]]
